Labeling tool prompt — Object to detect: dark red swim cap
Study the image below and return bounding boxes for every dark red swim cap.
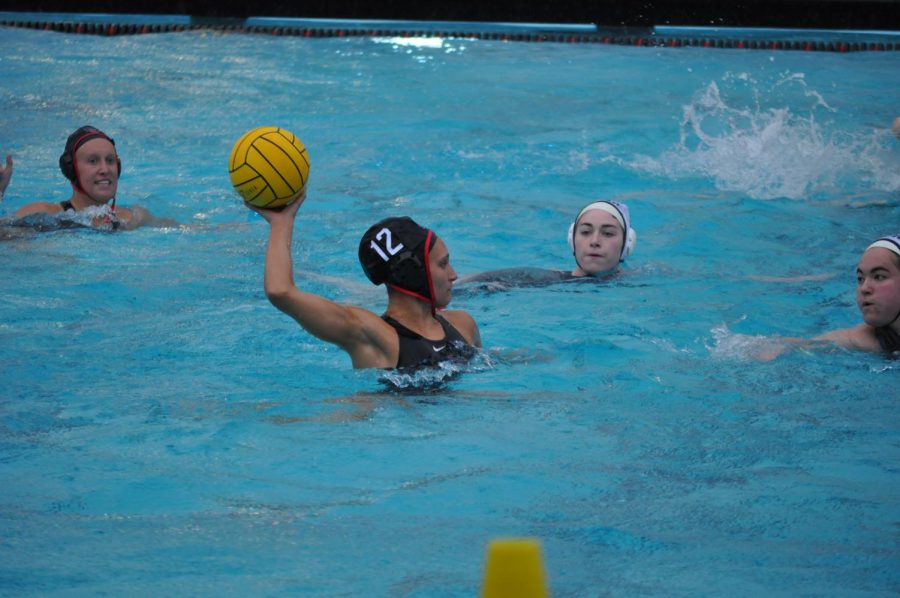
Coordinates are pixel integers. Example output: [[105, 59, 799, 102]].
[[58, 126, 120, 189]]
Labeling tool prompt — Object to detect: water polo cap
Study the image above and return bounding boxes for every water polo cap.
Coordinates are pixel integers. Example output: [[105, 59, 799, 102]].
[[567, 200, 637, 260], [867, 235, 900, 258], [359, 216, 437, 309], [58, 126, 121, 198]]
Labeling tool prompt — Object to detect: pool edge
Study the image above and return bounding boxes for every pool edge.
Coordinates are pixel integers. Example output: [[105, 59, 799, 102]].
[[0, 12, 898, 51]]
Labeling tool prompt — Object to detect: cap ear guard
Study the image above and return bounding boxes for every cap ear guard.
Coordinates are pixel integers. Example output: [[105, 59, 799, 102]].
[[358, 216, 434, 303], [59, 152, 75, 181], [622, 227, 637, 258], [389, 250, 426, 290]]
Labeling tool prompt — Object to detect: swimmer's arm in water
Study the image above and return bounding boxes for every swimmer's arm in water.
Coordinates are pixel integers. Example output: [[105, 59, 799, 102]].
[[458, 267, 567, 286], [755, 325, 877, 360], [250, 191, 397, 368], [745, 273, 836, 283], [813, 324, 881, 352], [119, 205, 179, 230], [14, 201, 62, 219]]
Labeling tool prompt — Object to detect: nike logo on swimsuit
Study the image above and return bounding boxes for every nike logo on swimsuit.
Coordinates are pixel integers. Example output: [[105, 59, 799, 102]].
[[432, 345, 445, 352]]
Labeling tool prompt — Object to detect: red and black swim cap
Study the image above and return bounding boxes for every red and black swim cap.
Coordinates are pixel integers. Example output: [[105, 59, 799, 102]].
[[58, 126, 120, 192], [359, 216, 437, 306]]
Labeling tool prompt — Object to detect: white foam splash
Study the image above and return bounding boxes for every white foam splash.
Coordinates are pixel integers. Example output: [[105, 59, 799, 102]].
[[706, 322, 788, 361], [626, 72, 900, 200], [13, 203, 119, 231], [378, 347, 495, 391], [63, 204, 117, 227]]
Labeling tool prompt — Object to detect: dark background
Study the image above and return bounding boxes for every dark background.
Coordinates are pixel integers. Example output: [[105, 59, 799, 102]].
[[3, 0, 899, 30]]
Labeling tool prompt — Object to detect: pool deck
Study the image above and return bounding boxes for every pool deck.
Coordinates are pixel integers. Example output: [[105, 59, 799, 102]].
[[1, 12, 898, 51]]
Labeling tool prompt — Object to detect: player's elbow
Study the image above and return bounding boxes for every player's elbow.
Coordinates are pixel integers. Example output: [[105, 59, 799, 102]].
[[265, 283, 292, 306], [265, 278, 302, 312]]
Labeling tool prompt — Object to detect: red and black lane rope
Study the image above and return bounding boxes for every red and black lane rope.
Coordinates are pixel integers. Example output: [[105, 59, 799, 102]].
[[0, 19, 896, 52]]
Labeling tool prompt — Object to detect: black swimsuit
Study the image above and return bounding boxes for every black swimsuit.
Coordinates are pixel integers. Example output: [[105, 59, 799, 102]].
[[59, 200, 120, 230], [383, 314, 474, 369]]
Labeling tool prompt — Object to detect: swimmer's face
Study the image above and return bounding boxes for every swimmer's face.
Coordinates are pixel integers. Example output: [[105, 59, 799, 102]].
[[572, 209, 624, 276], [429, 237, 457, 309], [75, 137, 119, 204], [856, 248, 900, 328]]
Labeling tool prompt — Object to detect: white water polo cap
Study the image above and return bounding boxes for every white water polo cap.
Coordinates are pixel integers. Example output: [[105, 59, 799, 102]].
[[567, 200, 637, 260], [867, 235, 900, 257]]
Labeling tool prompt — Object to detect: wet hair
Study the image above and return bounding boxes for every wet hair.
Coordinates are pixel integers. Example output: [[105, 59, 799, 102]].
[[358, 216, 437, 306], [58, 126, 121, 193]]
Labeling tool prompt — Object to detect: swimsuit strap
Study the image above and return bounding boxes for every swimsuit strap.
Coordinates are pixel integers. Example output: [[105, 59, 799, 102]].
[[382, 314, 471, 369], [382, 314, 462, 340]]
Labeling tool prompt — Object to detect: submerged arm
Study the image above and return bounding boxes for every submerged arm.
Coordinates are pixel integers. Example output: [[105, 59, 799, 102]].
[[814, 324, 880, 352], [122, 205, 179, 230], [753, 325, 877, 361]]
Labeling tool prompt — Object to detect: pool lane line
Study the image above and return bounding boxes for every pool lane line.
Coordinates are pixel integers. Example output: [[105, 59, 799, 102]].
[[0, 14, 897, 52]]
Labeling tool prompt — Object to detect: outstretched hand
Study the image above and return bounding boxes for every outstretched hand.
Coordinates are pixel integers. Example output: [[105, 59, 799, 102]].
[[0, 154, 13, 196], [245, 188, 306, 224]]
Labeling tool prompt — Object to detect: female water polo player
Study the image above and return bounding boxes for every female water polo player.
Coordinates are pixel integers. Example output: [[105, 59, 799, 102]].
[[249, 190, 481, 370], [458, 200, 637, 290], [7, 126, 172, 230], [758, 236, 900, 359], [567, 200, 636, 277], [814, 235, 900, 354]]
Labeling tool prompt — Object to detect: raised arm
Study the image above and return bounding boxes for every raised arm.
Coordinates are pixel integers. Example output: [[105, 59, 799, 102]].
[[250, 192, 396, 368]]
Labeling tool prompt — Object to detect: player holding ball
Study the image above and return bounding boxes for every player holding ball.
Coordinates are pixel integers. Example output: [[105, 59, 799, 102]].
[[232, 127, 481, 372]]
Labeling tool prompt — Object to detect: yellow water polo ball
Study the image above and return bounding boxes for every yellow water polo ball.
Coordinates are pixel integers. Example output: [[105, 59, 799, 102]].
[[228, 126, 310, 208]]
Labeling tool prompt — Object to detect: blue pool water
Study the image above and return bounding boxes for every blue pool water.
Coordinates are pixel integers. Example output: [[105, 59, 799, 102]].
[[1, 25, 899, 596]]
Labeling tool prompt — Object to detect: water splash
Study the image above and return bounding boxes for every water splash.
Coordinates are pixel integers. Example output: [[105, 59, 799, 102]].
[[378, 345, 495, 391], [11, 204, 120, 232], [627, 72, 900, 200], [706, 322, 788, 361]]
